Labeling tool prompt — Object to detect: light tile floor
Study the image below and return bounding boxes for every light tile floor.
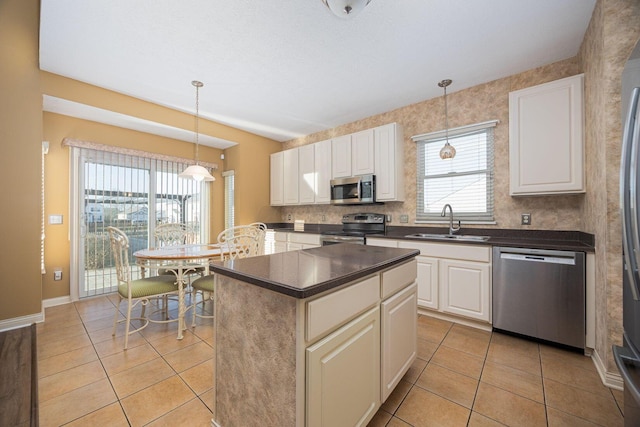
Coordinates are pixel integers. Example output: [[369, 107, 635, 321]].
[[37, 296, 624, 426]]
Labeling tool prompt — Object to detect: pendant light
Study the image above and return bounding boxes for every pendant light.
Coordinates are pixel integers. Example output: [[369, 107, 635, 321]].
[[321, 0, 372, 19], [179, 80, 215, 182], [438, 79, 456, 160]]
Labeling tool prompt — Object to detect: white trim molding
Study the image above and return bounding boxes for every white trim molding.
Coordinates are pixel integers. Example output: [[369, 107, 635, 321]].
[[591, 348, 623, 390], [0, 311, 45, 332]]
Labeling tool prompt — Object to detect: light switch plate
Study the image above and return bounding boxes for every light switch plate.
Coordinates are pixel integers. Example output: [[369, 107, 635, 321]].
[[49, 214, 63, 225], [399, 215, 409, 223]]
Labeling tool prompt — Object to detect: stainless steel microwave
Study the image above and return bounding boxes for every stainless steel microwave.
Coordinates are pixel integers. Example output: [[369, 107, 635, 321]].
[[330, 174, 376, 205]]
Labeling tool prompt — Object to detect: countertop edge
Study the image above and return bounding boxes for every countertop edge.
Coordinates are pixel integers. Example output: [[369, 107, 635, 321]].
[[210, 248, 419, 299]]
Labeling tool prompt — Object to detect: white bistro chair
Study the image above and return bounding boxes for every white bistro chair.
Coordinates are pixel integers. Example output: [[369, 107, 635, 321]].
[[190, 223, 267, 325], [107, 226, 179, 349]]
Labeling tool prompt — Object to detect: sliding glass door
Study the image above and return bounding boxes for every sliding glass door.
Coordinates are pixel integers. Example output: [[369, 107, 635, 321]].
[[70, 147, 209, 299]]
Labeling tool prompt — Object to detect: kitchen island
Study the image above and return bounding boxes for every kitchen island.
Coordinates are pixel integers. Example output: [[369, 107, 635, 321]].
[[209, 243, 419, 427]]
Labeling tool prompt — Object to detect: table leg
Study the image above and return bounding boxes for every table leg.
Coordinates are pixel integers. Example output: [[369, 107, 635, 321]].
[[177, 268, 185, 340]]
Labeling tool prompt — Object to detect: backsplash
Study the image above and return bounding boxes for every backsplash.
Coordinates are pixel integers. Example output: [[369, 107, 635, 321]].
[[281, 57, 583, 230]]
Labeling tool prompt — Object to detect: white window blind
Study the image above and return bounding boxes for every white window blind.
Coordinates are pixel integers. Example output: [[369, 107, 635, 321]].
[[223, 170, 235, 230], [70, 145, 210, 298], [413, 120, 497, 222]]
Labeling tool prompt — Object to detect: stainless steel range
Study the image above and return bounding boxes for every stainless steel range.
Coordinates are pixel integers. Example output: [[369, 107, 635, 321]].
[[320, 213, 386, 246]]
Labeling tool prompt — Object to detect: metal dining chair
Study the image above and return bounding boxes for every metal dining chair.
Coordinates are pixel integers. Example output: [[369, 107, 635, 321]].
[[190, 223, 267, 325], [107, 226, 179, 349]]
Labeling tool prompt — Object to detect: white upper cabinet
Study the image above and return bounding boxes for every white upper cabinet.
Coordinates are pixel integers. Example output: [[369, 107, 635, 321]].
[[374, 123, 405, 201], [331, 134, 352, 179], [270, 151, 284, 206], [351, 129, 375, 176], [509, 74, 585, 195], [272, 122, 403, 205], [314, 139, 332, 204], [283, 147, 299, 205], [299, 144, 315, 204]]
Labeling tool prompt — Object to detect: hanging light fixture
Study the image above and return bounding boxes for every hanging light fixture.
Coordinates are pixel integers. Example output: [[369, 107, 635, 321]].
[[321, 0, 372, 18], [438, 79, 456, 160], [179, 80, 215, 182]]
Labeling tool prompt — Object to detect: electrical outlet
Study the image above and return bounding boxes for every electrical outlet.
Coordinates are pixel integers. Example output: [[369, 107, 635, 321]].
[[521, 213, 531, 225], [54, 269, 62, 281], [399, 214, 409, 223], [287, 214, 292, 221]]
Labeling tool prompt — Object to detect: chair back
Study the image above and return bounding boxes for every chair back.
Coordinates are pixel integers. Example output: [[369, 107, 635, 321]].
[[154, 223, 196, 247], [217, 223, 267, 260], [107, 226, 131, 284]]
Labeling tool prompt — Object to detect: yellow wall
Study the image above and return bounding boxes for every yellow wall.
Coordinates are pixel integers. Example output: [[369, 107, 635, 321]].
[[0, 0, 282, 315], [39, 76, 282, 301], [0, 0, 43, 320]]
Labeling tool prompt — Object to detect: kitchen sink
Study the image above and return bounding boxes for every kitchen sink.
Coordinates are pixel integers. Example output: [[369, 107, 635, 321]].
[[404, 233, 490, 242]]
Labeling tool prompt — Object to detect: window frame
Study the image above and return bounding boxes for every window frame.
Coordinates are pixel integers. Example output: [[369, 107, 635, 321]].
[[413, 120, 498, 223]]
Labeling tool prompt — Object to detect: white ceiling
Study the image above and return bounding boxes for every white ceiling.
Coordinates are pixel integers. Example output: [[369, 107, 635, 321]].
[[39, 0, 596, 147]]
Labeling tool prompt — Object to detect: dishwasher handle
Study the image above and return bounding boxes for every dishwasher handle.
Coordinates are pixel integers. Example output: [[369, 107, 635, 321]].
[[499, 252, 576, 266]]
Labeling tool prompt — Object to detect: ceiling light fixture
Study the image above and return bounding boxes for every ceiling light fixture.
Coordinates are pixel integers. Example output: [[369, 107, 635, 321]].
[[179, 80, 215, 182], [438, 79, 456, 160], [322, 0, 372, 18]]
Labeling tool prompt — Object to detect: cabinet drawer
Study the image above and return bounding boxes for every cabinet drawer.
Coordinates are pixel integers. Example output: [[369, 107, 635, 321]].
[[306, 275, 380, 343], [289, 232, 320, 245], [381, 259, 417, 300], [399, 241, 490, 263]]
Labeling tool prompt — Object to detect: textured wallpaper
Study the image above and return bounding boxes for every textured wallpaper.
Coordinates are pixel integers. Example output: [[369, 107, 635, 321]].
[[281, 58, 583, 231]]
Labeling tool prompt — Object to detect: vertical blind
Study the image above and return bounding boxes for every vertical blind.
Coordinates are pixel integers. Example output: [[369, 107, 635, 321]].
[[223, 170, 235, 230], [413, 120, 497, 222], [74, 146, 209, 298]]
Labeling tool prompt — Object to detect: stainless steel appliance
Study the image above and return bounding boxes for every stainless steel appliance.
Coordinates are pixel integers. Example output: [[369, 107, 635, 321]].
[[330, 174, 376, 205], [492, 246, 585, 349], [320, 213, 385, 246], [615, 85, 640, 426]]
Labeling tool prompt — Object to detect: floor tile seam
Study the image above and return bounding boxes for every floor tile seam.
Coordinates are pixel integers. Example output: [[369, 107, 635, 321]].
[[38, 378, 120, 426], [482, 358, 544, 379], [411, 374, 478, 411], [137, 395, 203, 426], [428, 358, 483, 382], [544, 404, 613, 427], [36, 356, 106, 393], [542, 376, 621, 402]]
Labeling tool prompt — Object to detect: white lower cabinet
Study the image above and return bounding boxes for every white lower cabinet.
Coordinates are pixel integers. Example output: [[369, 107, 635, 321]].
[[381, 282, 417, 401], [307, 307, 381, 427], [416, 255, 439, 310], [398, 241, 492, 324], [439, 259, 491, 322], [305, 260, 417, 426]]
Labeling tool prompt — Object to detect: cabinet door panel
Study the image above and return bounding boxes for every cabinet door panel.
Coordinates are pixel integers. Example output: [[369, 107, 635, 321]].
[[509, 74, 584, 195], [270, 152, 284, 206], [299, 144, 315, 204], [307, 307, 380, 427], [352, 129, 375, 176], [314, 139, 332, 204], [416, 256, 439, 310], [440, 260, 490, 322], [332, 135, 352, 179], [283, 148, 299, 205], [381, 283, 417, 402]]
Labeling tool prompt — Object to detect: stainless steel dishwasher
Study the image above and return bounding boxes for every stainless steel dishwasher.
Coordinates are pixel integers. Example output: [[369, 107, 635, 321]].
[[492, 247, 586, 349]]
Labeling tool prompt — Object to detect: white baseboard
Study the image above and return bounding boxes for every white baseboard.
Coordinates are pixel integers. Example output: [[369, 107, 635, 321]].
[[417, 308, 492, 332], [0, 311, 44, 332], [43, 295, 72, 308], [591, 348, 624, 390]]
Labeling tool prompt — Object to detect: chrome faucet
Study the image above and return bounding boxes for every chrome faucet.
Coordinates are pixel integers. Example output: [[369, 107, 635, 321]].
[[441, 204, 461, 235]]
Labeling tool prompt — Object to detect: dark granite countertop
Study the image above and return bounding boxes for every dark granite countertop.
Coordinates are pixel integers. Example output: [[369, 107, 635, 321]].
[[266, 223, 595, 253], [210, 243, 419, 299]]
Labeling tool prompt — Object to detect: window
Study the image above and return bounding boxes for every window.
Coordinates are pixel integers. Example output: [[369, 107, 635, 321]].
[[67, 142, 210, 298], [223, 170, 235, 230], [414, 120, 497, 222]]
